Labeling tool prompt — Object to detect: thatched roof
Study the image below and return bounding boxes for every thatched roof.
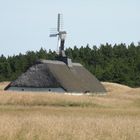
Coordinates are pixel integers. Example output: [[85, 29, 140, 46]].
[[5, 60, 106, 93]]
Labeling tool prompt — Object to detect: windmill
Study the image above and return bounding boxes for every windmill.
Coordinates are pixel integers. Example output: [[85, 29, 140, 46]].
[[50, 13, 67, 57], [5, 13, 107, 93]]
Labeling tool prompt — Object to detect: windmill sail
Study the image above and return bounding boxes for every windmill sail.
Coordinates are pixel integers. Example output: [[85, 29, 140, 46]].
[[57, 13, 60, 32]]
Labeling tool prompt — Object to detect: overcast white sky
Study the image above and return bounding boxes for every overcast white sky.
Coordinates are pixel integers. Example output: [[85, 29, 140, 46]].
[[0, 0, 140, 56]]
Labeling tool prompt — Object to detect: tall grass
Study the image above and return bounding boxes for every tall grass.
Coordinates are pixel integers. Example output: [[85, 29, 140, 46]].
[[0, 114, 139, 140], [0, 92, 106, 107], [0, 82, 140, 140]]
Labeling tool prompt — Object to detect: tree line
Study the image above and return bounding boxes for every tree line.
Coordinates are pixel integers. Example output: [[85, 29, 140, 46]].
[[0, 43, 140, 87]]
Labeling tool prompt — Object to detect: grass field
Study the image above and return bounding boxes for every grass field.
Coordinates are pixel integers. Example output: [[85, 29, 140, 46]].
[[0, 82, 140, 140]]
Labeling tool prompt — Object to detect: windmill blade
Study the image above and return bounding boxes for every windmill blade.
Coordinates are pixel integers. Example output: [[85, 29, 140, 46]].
[[57, 13, 60, 32], [56, 36, 60, 54], [49, 27, 58, 38], [57, 13, 63, 32], [49, 34, 58, 37]]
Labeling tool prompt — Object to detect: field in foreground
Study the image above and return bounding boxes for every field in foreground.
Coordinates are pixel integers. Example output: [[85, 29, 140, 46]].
[[0, 82, 140, 140]]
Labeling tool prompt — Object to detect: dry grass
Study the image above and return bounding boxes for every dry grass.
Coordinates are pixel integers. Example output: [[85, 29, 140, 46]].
[[0, 82, 140, 140]]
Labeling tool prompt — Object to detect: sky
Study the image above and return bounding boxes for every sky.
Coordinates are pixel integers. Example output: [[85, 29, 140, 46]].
[[0, 0, 140, 56]]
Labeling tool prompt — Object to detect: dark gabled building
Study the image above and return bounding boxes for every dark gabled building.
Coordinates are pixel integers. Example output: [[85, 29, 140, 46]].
[[5, 59, 106, 93]]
